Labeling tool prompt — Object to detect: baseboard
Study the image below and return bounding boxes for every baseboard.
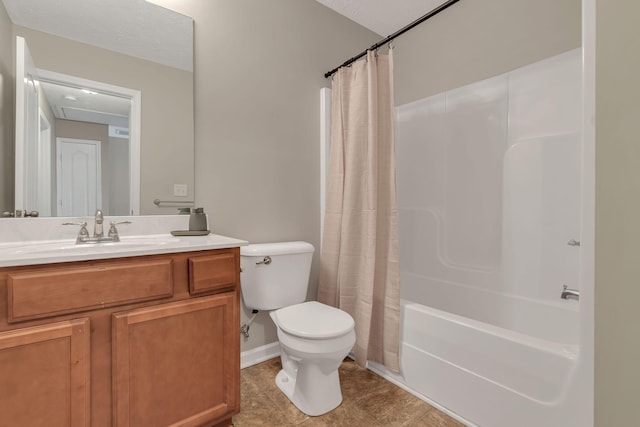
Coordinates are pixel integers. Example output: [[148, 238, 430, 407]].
[[240, 342, 280, 369]]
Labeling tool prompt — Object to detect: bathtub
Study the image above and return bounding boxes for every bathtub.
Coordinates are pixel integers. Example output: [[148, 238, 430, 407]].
[[369, 285, 583, 427]]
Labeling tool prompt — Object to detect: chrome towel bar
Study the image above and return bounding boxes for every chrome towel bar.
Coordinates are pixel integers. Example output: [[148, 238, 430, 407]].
[[153, 199, 195, 207]]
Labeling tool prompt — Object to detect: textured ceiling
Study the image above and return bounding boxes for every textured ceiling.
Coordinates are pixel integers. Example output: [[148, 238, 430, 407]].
[[2, 0, 193, 71], [314, 0, 449, 37], [3, 0, 448, 71]]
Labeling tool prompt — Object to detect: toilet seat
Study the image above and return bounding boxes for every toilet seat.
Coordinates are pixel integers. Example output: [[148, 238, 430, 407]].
[[272, 301, 354, 339]]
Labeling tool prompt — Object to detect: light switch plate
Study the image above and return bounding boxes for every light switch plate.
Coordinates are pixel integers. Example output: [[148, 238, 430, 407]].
[[173, 184, 188, 197]]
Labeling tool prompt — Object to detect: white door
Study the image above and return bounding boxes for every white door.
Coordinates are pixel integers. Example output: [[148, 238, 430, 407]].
[[56, 138, 102, 216]]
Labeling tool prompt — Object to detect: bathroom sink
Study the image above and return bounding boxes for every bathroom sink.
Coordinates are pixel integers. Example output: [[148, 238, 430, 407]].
[[0, 232, 248, 268], [0, 236, 177, 255], [0, 215, 248, 268], [7, 238, 169, 255]]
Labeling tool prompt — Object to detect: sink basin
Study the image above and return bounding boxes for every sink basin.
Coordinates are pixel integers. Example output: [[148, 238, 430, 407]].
[[0, 236, 175, 256], [0, 235, 177, 258]]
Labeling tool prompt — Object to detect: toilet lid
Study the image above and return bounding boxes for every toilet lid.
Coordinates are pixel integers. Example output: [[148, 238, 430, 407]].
[[272, 301, 355, 339]]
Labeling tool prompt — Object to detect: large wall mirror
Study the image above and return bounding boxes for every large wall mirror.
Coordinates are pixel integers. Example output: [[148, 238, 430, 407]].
[[2, 0, 194, 217]]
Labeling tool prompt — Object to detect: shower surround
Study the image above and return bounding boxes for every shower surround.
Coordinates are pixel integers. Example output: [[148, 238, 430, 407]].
[[389, 48, 587, 427]]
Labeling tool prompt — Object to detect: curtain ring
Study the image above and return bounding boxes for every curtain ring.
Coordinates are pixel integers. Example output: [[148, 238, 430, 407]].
[[388, 41, 395, 50]]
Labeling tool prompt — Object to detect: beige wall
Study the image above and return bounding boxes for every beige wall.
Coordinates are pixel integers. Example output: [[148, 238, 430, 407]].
[[0, 1, 13, 213], [151, 0, 378, 352], [595, 1, 640, 425], [12, 26, 194, 215], [394, 0, 582, 104], [108, 137, 130, 216]]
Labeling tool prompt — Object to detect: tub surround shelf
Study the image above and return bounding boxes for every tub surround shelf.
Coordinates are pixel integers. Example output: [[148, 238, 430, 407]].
[[0, 224, 245, 427]]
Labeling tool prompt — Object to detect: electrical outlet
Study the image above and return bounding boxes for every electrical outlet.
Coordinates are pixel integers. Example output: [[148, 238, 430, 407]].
[[173, 184, 188, 197]]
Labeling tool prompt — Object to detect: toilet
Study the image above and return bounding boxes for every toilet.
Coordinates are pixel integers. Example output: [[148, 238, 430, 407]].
[[240, 241, 356, 416]]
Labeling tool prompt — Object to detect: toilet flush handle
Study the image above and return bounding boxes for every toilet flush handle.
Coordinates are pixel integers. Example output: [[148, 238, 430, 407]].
[[256, 256, 272, 265]]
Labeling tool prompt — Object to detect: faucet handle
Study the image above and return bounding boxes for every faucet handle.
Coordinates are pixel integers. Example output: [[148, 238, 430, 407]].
[[63, 222, 90, 243], [63, 221, 88, 227], [108, 221, 131, 241]]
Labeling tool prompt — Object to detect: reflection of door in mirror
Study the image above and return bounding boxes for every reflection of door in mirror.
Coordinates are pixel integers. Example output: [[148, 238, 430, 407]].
[[15, 36, 141, 217], [56, 138, 101, 217]]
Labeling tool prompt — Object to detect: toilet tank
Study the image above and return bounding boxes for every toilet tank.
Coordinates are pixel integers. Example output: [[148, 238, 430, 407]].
[[240, 241, 315, 310]]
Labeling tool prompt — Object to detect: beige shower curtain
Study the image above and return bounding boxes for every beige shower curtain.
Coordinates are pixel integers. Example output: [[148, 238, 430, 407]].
[[319, 50, 400, 372]]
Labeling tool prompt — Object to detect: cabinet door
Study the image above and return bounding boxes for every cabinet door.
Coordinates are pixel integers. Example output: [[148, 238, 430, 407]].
[[112, 293, 239, 427], [0, 318, 91, 427]]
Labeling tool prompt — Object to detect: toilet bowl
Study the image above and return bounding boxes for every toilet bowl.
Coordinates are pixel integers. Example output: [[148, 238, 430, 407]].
[[240, 242, 356, 416], [270, 301, 355, 416]]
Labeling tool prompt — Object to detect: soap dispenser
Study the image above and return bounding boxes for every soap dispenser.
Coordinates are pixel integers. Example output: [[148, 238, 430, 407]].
[[189, 208, 207, 231]]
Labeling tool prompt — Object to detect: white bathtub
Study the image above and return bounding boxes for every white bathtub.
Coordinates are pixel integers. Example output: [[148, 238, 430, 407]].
[[405, 300, 580, 426], [366, 287, 584, 427]]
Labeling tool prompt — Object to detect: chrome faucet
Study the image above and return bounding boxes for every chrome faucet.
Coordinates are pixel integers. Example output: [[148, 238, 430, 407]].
[[561, 285, 580, 300], [94, 209, 104, 238], [63, 210, 131, 244]]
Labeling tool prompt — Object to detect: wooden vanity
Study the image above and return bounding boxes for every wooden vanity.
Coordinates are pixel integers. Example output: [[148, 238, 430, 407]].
[[0, 247, 241, 427]]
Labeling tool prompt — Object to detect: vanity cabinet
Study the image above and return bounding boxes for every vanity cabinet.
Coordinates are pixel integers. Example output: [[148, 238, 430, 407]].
[[0, 318, 91, 426], [112, 294, 238, 426], [0, 247, 240, 427]]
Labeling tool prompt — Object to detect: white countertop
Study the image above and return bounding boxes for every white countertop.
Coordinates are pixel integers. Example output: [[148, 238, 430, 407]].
[[0, 215, 248, 267]]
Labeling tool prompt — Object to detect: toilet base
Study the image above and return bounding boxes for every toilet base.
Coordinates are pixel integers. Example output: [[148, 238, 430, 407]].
[[274, 365, 343, 417]]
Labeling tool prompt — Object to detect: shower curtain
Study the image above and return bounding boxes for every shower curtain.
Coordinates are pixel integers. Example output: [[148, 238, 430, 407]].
[[319, 50, 400, 371]]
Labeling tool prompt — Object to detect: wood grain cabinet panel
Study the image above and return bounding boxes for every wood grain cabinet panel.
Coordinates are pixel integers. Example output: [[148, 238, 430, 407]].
[[7, 258, 174, 323], [112, 293, 239, 427], [0, 248, 240, 427], [188, 251, 238, 295], [0, 318, 90, 427]]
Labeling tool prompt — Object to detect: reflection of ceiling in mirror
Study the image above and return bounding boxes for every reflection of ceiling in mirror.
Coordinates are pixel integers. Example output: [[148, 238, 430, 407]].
[[39, 81, 131, 128], [2, 0, 193, 71]]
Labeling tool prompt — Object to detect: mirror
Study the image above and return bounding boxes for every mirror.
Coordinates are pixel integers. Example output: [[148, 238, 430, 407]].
[[2, 0, 194, 217], [15, 37, 141, 216]]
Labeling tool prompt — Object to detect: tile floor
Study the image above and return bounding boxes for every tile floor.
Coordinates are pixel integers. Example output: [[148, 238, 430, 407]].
[[233, 358, 466, 427]]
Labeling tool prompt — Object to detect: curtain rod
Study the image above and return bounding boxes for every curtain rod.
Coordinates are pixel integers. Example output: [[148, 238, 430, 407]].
[[324, 0, 462, 78]]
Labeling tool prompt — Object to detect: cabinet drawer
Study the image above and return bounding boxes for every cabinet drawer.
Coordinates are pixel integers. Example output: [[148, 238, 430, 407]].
[[7, 259, 174, 323], [189, 251, 238, 295]]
